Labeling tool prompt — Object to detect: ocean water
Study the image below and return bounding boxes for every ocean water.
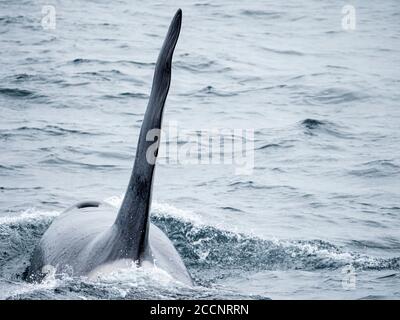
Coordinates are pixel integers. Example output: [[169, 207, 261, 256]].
[[1, 0, 400, 299]]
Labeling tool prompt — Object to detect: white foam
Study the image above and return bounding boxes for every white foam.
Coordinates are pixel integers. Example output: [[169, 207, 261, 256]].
[[104, 195, 204, 225], [3, 271, 62, 299], [85, 262, 180, 290], [0, 208, 59, 225], [152, 202, 203, 225]]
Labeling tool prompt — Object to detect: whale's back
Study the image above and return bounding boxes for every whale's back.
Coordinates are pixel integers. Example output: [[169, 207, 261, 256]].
[[27, 202, 116, 278], [26, 201, 192, 285]]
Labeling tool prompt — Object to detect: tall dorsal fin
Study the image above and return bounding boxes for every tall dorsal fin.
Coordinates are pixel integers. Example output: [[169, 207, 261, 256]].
[[113, 9, 182, 261]]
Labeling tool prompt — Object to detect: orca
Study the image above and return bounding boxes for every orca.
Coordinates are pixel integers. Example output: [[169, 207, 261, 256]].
[[25, 9, 192, 286]]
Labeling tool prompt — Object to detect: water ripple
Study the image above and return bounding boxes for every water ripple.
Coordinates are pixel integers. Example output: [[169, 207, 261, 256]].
[[0, 88, 43, 99]]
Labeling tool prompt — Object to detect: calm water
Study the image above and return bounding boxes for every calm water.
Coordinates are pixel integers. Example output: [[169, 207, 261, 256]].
[[1, 0, 400, 299]]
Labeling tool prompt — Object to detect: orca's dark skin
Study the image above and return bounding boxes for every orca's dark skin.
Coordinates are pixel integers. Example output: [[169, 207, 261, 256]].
[[25, 9, 192, 285]]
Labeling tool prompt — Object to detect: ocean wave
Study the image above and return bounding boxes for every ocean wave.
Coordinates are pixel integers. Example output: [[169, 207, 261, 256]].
[[3, 203, 398, 280], [227, 181, 296, 191], [103, 92, 149, 100], [153, 213, 400, 273], [0, 15, 26, 25], [262, 47, 304, 56], [0, 165, 17, 172], [181, 85, 238, 98], [0, 208, 58, 225], [303, 88, 368, 105], [1, 203, 399, 299], [300, 119, 353, 139], [0, 164, 25, 175], [348, 160, 400, 178], [256, 143, 291, 150], [175, 59, 231, 73], [65, 146, 131, 161], [69, 58, 155, 68], [0, 125, 97, 139], [0, 87, 43, 99], [70, 58, 104, 65], [241, 10, 283, 19], [0, 186, 42, 191], [39, 156, 118, 170], [0, 208, 58, 281], [301, 118, 325, 130], [5, 74, 45, 83]]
